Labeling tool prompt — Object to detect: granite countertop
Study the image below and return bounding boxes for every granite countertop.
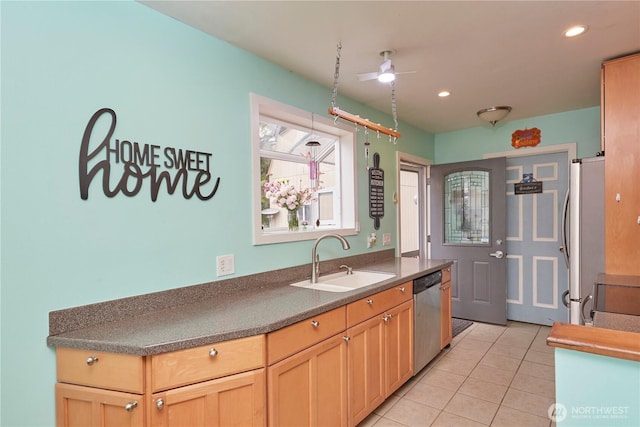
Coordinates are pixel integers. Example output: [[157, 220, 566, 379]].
[[47, 256, 452, 356]]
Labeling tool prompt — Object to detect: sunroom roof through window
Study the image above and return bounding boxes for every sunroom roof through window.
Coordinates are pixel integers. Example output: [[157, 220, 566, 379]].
[[259, 121, 337, 159]]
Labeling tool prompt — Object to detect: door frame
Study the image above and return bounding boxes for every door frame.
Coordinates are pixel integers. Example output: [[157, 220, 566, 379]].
[[483, 143, 576, 164], [396, 152, 432, 258]]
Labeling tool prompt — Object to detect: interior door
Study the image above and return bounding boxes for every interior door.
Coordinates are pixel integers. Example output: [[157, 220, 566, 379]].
[[430, 157, 507, 325]]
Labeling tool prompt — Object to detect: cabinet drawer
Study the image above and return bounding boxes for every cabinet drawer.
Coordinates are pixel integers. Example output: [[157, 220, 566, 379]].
[[442, 266, 451, 283], [150, 335, 265, 392], [56, 347, 144, 393], [347, 282, 412, 327], [267, 306, 346, 365]]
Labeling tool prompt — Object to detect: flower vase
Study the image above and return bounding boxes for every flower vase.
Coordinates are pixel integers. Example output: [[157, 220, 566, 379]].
[[287, 209, 299, 231]]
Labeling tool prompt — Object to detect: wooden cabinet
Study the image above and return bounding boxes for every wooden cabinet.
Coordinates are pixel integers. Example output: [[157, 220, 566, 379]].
[[345, 283, 413, 427], [602, 53, 640, 276], [151, 369, 265, 427], [267, 306, 347, 427], [267, 333, 348, 427], [56, 383, 143, 427], [55, 335, 266, 427], [440, 266, 453, 349]]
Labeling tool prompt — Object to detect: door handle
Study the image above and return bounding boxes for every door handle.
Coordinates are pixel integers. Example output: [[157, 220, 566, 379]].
[[489, 250, 504, 259], [561, 290, 570, 308]]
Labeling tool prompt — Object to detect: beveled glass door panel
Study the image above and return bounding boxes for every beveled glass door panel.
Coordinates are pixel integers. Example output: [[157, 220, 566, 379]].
[[444, 171, 490, 245]]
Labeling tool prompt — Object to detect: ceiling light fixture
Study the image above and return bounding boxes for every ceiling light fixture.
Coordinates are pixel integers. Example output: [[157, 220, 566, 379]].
[[477, 106, 512, 127], [377, 67, 396, 83], [438, 91, 451, 98], [564, 25, 588, 38]]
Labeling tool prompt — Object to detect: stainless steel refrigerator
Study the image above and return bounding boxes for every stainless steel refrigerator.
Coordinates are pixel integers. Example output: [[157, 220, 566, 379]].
[[561, 155, 605, 325]]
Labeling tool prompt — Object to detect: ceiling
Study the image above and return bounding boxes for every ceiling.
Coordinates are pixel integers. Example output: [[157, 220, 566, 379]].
[[140, 1, 640, 134]]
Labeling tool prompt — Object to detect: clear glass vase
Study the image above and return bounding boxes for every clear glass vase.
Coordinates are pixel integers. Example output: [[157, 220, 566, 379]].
[[287, 209, 299, 231]]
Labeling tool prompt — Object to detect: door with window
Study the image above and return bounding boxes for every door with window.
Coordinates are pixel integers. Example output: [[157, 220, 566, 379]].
[[431, 157, 507, 325]]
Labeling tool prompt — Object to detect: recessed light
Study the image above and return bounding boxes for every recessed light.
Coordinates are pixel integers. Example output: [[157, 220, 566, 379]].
[[438, 91, 451, 98], [564, 25, 588, 38]]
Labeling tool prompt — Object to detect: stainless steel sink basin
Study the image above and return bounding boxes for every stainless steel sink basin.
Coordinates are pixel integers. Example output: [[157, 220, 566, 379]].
[[290, 270, 396, 292]]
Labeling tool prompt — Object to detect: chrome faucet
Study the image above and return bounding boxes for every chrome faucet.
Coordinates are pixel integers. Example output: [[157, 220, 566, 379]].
[[311, 234, 351, 283]]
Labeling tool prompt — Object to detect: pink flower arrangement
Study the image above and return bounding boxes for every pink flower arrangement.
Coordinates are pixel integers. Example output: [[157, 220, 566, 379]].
[[263, 181, 315, 211]]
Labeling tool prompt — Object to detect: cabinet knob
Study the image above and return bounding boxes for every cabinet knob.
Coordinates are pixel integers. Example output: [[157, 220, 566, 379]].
[[367, 299, 374, 305], [311, 320, 319, 327], [85, 356, 99, 366], [209, 348, 218, 357], [156, 399, 164, 410], [382, 314, 391, 322], [125, 401, 138, 412], [343, 336, 351, 342], [399, 287, 405, 293]]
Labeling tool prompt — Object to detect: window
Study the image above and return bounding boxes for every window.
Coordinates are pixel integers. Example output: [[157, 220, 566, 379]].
[[443, 170, 490, 244], [251, 94, 357, 245]]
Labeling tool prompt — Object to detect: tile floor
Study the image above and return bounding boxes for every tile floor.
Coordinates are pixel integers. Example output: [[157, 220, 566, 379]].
[[358, 321, 556, 427]]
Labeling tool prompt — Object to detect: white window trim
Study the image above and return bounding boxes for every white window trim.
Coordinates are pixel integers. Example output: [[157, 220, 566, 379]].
[[250, 93, 358, 245]]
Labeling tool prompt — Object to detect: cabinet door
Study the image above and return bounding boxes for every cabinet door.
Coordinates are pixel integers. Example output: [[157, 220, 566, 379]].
[[56, 383, 143, 427], [151, 369, 266, 427], [384, 300, 414, 395], [268, 333, 347, 427], [440, 280, 452, 349], [346, 316, 385, 427], [602, 53, 640, 275]]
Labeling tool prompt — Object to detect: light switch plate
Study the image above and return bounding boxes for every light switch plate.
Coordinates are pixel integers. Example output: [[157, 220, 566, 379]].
[[383, 233, 392, 246], [216, 254, 235, 276]]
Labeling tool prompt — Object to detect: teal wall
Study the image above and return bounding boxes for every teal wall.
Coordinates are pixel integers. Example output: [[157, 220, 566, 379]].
[[0, 2, 604, 426], [0, 2, 433, 425], [555, 348, 640, 425], [435, 107, 601, 163]]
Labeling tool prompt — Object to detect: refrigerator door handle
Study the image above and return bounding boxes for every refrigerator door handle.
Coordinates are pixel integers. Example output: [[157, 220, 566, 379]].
[[561, 189, 570, 268], [581, 294, 593, 325], [561, 290, 570, 308]]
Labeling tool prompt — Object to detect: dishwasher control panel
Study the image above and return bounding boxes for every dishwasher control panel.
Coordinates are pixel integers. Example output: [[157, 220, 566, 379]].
[[413, 270, 442, 293]]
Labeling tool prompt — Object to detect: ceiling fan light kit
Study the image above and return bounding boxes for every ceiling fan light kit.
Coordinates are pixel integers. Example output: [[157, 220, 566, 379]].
[[477, 106, 512, 126]]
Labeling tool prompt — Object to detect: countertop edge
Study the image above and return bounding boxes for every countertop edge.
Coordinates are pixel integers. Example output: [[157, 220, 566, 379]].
[[47, 258, 452, 355], [546, 322, 640, 362]]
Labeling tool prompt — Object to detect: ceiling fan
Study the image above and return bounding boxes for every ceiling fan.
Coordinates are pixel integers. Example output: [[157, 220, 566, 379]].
[[357, 50, 416, 83]]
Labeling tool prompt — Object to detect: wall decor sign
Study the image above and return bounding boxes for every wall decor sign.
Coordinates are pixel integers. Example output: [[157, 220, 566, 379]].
[[514, 173, 543, 194], [79, 108, 220, 202], [511, 127, 541, 149], [368, 152, 384, 229]]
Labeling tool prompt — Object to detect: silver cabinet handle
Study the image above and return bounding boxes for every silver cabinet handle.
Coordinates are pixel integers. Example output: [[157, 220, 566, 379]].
[[489, 250, 504, 259], [382, 314, 392, 322], [125, 401, 138, 412], [399, 287, 405, 293], [311, 320, 319, 327], [209, 348, 218, 357], [367, 299, 374, 305], [343, 336, 351, 342], [86, 356, 99, 366], [156, 399, 164, 410]]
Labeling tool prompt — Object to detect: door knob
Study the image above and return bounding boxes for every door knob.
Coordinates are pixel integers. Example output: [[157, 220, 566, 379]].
[[489, 250, 504, 259]]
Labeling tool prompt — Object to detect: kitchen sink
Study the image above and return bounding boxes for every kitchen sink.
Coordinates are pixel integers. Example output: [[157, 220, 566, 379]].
[[290, 270, 396, 292]]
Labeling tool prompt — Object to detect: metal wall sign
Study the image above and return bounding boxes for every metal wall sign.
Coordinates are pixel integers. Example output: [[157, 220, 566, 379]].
[[79, 108, 220, 202], [514, 173, 542, 194], [368, 152, 384, 229]]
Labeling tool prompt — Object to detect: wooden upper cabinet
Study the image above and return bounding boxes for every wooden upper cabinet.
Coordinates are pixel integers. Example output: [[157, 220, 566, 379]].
[[602, 53, 640, 275]]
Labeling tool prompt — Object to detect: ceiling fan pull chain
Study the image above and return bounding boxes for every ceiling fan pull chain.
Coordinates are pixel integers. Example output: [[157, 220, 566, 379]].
[[391, 81, 399, 135], [331, 42, 342, 109]]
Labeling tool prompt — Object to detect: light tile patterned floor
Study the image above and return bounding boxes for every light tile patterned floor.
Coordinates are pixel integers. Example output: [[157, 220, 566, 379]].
[[358, 321, 555, 427]]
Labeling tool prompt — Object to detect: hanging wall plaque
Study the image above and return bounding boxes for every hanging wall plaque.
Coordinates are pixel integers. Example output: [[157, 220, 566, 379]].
[[369, 152, 384, 229]]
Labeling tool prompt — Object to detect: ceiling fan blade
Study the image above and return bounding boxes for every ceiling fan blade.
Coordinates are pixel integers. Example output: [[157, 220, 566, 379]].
[[379, 59, 392, 73], [357, 72, 379, 81], [395, 70, 417, 76]]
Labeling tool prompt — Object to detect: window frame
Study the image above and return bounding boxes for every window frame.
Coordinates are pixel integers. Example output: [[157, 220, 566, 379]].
[[250, 93, 358, 245]]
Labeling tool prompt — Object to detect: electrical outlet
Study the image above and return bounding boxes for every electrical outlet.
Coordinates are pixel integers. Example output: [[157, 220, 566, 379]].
[[216, 254, 235, 276], [383, 233, 392, 246]]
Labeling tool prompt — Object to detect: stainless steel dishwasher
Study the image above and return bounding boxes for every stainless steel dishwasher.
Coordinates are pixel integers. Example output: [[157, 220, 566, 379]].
[[413, 270, 442, 375]]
